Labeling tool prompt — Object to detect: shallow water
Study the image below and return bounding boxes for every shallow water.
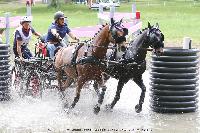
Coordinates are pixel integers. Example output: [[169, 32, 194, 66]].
[[0, 71, 199, 133]]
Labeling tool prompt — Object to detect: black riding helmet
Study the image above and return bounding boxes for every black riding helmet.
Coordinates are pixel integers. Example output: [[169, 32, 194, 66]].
[[54, 11, 66, 22]]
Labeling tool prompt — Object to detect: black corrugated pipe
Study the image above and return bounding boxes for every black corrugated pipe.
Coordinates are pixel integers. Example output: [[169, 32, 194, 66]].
[[150, 48, 199, 113], [0, 44, 11, 101]]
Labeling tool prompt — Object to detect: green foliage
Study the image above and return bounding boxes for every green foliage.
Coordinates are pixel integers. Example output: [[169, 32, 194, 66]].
[[48, 0, 60, 8]]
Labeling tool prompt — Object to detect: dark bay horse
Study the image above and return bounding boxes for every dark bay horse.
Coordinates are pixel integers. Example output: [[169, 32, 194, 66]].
[[54, 18, 128, 114], [103, 22, 164, 113]]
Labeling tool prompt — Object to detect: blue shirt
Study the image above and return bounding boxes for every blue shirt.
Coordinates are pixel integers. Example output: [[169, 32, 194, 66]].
[[46, 22, 71, 42], [13, 27, 35, 49]]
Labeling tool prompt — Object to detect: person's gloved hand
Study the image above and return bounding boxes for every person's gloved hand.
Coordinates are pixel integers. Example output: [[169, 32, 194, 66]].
[[75, 37, 80, 42], [54, 33, 62, 42], [58, 36, 63, 42]]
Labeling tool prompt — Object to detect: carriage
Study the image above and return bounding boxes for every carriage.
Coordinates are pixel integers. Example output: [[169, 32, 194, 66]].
[[12, 37, 66, 98]]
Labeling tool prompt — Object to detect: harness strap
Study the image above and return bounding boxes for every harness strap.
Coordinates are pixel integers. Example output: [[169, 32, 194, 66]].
[[71, 43, 85, 66]]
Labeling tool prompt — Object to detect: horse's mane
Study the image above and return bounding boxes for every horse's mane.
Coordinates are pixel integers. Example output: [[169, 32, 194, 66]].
[[125, 29, 148, 59], [90, 23, 108, 40], [75, 24, 109, 49]]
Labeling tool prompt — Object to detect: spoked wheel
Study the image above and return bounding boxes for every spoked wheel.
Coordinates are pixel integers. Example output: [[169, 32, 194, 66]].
[[25, 71, 43, 98]]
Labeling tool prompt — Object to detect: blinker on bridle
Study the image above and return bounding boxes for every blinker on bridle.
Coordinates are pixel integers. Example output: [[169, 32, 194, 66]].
[[109, 23, 128, 43], [146, 28, 164, 48]]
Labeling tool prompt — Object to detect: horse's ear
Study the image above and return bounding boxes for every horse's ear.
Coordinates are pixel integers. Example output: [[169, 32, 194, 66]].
[[119, 18, 123, 25], [111, 18, 115, 25], [148, 22, 151, 28], [155, 23, 159, 29]]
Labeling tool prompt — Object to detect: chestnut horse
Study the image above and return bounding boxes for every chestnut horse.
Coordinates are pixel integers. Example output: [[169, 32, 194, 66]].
[[54, 18, 128, 114]]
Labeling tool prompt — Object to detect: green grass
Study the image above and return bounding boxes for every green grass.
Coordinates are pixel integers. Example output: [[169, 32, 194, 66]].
[[0, 0, 200, 50]]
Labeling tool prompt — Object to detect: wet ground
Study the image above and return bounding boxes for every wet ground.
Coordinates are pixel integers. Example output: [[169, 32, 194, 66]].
[[0, 71, 199, 133]]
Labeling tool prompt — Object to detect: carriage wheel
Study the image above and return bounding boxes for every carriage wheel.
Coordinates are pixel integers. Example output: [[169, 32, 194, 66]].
[[25, 71, 43, 98]]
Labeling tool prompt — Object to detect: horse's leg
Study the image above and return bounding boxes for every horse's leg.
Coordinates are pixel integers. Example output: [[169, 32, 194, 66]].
[[69, 76, 86, 109], [133, 75, 146, 113], [106, 78, 128, 110], [93, 81, 99, 95], [57, 69, 66, 100], [93, 85, 106, 114], [93, 73, 109, 96], [93, 73, 108, 114], [62, 77, 74, 89]]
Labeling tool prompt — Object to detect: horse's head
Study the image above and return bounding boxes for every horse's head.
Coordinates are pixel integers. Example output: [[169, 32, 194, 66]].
[[109, 18, 128, 45], [147, 22, 164, 56]]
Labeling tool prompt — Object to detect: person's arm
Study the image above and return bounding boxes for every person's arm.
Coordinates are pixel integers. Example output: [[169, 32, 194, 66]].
[[68, 32, 79, 42], [15, 30, 23, 60], [16, 40, 23, 60], [31, 28, 41, 38], [33, 31, 41, 38]]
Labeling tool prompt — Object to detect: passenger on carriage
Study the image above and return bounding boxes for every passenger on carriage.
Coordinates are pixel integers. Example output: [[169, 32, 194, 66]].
[[46, 11, 80, 59], [13, 16, 41, 60]]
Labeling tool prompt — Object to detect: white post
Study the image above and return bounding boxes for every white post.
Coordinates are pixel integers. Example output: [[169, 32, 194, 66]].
[[183, 37, 192, 49], [132, 3, 136, 13], [110, 4, 115, 22], [5, 13, 10, 45], [132, 3, 136, 19], [26, 2, 32, 16], [99, 3, 103, 25], [42, 0, 48, 4]]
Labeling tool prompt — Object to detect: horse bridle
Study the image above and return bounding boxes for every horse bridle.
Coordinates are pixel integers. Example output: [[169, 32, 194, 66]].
[[109, 23, 128, 44], [146, 28, 164, 49]]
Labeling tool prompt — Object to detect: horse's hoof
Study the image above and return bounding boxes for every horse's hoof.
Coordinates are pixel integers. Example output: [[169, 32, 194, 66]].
[[64, 105, 75, 114], [105, 104, 112, 111], [135, 104, 142, 113], [93, 105, 100, 115]]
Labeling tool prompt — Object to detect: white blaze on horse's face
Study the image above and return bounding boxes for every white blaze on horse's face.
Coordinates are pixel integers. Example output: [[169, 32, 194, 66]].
[[116, 41, 126, 60]]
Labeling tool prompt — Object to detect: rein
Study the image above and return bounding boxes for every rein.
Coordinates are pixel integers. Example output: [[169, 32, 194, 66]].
[[139, 48, 153, 51], [91, 44, 118, 49]]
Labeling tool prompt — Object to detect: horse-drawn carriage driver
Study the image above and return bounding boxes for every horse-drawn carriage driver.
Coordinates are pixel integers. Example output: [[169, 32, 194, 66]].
[[13, 16, 41, 60], [46, 11, 80, 59]]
